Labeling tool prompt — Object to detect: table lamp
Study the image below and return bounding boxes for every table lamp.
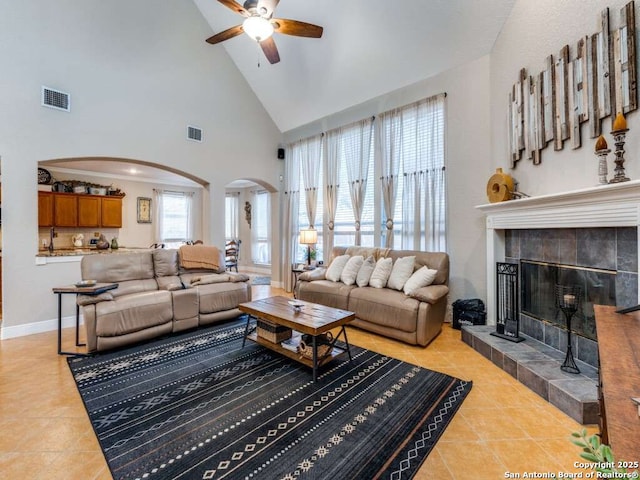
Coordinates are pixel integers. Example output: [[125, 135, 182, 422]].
[[299, 227, 317, 268]]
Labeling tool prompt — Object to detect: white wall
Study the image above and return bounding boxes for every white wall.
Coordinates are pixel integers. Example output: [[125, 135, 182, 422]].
[[490, 0, 640, 196], [0, 0, 282, 336], [283, 56, 493, 306]]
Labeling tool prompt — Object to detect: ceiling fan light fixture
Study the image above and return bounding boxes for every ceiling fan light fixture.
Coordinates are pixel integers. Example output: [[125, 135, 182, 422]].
[[242, 16, 274, 41]]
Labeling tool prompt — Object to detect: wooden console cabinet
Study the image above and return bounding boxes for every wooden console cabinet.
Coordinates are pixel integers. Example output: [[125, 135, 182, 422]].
[[594, 305, 640, 462], [38, 192, 122, 228]]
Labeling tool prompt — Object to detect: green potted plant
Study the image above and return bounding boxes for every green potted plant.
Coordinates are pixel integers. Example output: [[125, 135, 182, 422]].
[[571, 429, 639, 477]]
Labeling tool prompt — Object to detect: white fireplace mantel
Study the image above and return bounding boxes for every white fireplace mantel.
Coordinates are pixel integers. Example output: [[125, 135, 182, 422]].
[[476, 180, 640, 324]]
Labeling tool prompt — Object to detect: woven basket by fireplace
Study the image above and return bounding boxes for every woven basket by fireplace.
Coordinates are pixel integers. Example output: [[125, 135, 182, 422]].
[[297, 332, 333, 360], [257, 320, 292, 343]]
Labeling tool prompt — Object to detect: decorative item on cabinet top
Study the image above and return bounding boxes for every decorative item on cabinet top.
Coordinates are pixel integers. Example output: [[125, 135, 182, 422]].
[[37, 169, 125, 196]]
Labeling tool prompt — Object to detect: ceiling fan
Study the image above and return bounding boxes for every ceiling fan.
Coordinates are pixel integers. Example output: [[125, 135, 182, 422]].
[[206, 0, 323, 65]]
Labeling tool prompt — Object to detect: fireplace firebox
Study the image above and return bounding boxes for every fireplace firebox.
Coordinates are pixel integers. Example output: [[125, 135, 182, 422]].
[[521, 260, 616, 341]]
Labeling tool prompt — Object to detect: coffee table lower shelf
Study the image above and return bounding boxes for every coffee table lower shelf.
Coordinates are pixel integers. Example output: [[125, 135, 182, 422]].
[[245, 332, 348, 378]]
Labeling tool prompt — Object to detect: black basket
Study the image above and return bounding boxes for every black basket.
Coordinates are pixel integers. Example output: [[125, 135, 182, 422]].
[[452, 298, 486, 330]]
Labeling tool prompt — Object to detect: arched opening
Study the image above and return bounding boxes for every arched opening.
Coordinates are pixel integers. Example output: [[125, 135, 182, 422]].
[[36, 157, 208, 250], [224, 178, 279, 282], [39, 157, 209, 187]]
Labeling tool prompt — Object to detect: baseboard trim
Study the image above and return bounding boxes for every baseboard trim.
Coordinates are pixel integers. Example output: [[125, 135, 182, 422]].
[[1, 315, 83, 340]]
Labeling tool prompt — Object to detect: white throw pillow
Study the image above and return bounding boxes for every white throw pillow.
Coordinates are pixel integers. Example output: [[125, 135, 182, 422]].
[[356, 255, 376, 287], [325, 254, 351, 282], [403, 266, 438, 295], [340, 255, 364, 285], [387, 256, 416, 291], [369, 257, 393, 288]]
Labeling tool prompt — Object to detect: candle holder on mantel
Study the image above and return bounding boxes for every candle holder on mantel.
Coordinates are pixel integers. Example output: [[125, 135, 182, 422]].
[[555, 284, 582, 374], [594, 135, 610, 184], [609, 112, 630, 184]]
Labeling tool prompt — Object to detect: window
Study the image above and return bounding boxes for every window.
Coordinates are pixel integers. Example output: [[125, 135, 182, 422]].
[[156, 190, 194, 249], [287, 93, 446, 263], [379, 95, 446, 251], [251, 190, 271, 265], [225, 192, 239, 241], [393, 96, 446, 251]]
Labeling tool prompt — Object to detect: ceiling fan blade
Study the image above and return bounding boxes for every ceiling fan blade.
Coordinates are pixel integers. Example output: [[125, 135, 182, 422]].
[[272, 18, 323, 38], [256, 0, 280, 18], [217, 0, 249, 17], [206, 25, 244, 44], [260, 37, 280, 64]]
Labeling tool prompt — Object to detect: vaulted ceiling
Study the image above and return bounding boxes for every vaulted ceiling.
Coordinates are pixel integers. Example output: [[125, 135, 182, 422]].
[[193, 0, 517, 133]]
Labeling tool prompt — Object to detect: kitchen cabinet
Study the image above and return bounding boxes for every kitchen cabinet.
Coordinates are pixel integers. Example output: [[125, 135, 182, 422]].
[[54, 194, 78, 227], [38, 192, 122, 228], [78, 195, 101, 227], [38, 192, 54, 227], [101, 197, 122, 228]]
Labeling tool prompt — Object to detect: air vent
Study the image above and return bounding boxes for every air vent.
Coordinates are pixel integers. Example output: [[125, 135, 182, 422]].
[[187, 125, 203, 143], [41, 86, 70, 112]]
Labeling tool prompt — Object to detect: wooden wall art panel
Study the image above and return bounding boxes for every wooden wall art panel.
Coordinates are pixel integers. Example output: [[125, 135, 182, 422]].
[[507, 1, 636, 166]]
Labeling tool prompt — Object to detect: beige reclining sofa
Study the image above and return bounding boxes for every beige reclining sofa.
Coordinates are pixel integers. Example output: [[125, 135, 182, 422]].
[[296, 246, 449, 347], [79, 249, 251, 352]]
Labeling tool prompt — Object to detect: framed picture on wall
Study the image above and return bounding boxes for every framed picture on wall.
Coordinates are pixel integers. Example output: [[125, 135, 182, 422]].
[[137, 197, 152, 223]]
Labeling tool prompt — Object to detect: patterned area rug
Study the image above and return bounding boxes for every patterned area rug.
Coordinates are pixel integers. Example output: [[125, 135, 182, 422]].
[[68, 319, 471, 480], [251, 275, 271, 285]]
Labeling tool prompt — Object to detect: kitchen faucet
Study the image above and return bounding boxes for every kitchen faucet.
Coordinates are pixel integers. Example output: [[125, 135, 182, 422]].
[[49, 227, 55, 253]]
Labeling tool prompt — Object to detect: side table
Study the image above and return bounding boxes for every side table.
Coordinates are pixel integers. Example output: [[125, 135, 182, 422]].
[[52, 282, 118, 356], [291, 268, 305, 298]]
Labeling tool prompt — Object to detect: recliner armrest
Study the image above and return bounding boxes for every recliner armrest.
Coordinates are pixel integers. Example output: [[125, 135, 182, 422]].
[[408, 284, 449, 304]]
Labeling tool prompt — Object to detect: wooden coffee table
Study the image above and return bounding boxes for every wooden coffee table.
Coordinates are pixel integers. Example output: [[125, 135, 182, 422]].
[[239, 296, 355, 382]]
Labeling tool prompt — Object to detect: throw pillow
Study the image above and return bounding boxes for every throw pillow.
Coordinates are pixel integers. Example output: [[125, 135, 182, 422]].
[[369, 257, 393, 288], [340, 255, 364, 285], [403, 266, 438, 295], [387, 256, 416, 291], [325, 254, 351, 282], [356, 255, 376, 287]]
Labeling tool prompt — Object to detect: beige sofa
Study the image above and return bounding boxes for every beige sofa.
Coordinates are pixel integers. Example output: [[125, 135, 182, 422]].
[[79, 249, 251, 352], [296, 246, 449, 346]]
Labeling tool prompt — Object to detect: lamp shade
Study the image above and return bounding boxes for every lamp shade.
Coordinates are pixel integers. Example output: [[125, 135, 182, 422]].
[[242, 16, 274, 41], [299, 228, 318, 245]]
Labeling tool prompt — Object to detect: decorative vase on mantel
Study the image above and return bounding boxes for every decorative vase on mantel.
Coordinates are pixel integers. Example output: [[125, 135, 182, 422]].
[[609, 112, 630, 184]]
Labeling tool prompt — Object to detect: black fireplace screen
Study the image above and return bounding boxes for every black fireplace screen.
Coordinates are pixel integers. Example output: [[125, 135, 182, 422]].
[[521, 260, 616, 340]]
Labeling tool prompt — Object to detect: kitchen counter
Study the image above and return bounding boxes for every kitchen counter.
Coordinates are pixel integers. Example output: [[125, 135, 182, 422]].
[[36, 247, 152, 264], [36, 247, 151, 257]]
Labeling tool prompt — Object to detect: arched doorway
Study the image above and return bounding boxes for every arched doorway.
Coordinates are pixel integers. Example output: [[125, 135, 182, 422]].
[[225, 178, 278, 282]]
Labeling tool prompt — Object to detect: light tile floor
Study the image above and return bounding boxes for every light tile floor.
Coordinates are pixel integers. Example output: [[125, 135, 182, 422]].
[[0, 285, 597, 479]]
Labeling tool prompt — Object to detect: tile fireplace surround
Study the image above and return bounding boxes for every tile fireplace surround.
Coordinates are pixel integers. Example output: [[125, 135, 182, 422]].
[[471, 181, 640, 423], [476, 180, 640, 329]]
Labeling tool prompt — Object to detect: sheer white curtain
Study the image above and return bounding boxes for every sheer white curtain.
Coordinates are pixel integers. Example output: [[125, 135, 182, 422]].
[[251, 190, 271, 265], [323, 130, 340, 257], [343, 118, 374, 245], [376, 109, 402, 248], [399, 94, 447, 251], [300, 135, 323, 228], [185, 192, 195, 242], [282, 145, 301, 291], [153, 189, 164, 245], [225, 192, 239, 240]]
